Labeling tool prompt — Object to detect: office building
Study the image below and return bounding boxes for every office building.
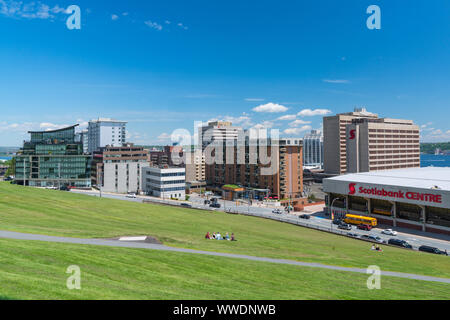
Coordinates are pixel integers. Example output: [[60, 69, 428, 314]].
[[323, 167, 450, 235], [346, 118, 420, 173], [323, 108, 379, 175], [75, 129, 89, 154], [14, 125, 91, 188], [303, 130, 323, 169], [149, 145, 184, 167], [142, 166, 186, 199], [92, 143, 149, 194], [87, 118, 127, 153], [200, 121, 242, 151]]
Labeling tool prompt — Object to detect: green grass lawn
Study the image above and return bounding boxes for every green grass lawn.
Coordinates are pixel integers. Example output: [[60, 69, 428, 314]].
[[0, 182, 449, 280], [0, 238, 448, 300]]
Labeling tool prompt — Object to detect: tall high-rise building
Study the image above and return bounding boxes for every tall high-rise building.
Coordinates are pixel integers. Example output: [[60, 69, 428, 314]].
[[323, 108, 420, 175], [346, 118, 420, 173], [87, 118, 127, 153], [14, 125, 91, 188], [303, 130, 323, 169], [200, 121, 242, 151], [323, 108, 379, 175]]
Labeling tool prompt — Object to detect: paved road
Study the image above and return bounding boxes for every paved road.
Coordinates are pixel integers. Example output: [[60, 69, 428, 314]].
[[0, 230, 449, 284], [71, 190, 450, 253]]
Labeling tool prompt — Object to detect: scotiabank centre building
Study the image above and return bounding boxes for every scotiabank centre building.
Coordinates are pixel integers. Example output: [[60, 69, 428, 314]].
[[323, 167, 450, 236]]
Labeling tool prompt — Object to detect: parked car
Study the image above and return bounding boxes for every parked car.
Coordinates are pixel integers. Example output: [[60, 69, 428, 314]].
[[338, 223, 352, 230], [347, 232, 359, 238], [299, 214, 310, 220], [381, 229, 398, 236], [368, 235, 384, 243], [272, 209, 283, 214], [357, 224, 372, 231], [388, 238, 413, 249], [126, 193, 137, 198], [204, 200, 211, 205], [360, 235, 371, 241], [332, 219, 342, 225], [180, 203, 192, 208], [418, 245, 448, 255], [210, 203, 221, 208]]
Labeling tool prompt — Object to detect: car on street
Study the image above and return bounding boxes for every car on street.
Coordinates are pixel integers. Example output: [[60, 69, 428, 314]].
[[357, 224, 373, 231], [126, 193, 137, 198], [204, 200, 211, 205], [210, 203, 221, 208], [299, 214, 310, 220], [338, 223, 352, 230], [347, 232, 359, 238], [332, 219, 342, 225], [368, 235, 384, 243], [360, 235, 371, 241], [381, 229, 398, 236], [418, 245, 448, 255], [272, 209, 283, 214], [180, 203, 192, 208], [387, 238, 413, 249]]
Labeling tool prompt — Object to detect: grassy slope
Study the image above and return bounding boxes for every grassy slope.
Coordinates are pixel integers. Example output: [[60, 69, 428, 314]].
[[0, 238, 448, 300], [0, 182, 449, 279]]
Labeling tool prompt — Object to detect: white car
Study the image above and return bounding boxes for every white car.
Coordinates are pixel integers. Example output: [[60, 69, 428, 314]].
[[126, 193, 137, 199], [381, 229, 398, 236]]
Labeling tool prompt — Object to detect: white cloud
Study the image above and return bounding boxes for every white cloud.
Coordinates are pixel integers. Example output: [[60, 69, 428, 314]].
[[0, 1, 69, 20], [284, 126, 312, 135], [144, 20, 163, 31], [111, 14, 118, 20], [297, 108, 332, 117], [245, 98, 265, 102], [157, 133, 171, 140], [277, 114, 297, 121], [323, 79, 350, 84], [252, 103, 288, 113], [289, 119, 312, 127], [252, 121, 274, 130]]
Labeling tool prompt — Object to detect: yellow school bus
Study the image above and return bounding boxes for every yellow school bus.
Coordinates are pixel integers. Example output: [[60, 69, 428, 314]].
[[344, 214, 377, 227]]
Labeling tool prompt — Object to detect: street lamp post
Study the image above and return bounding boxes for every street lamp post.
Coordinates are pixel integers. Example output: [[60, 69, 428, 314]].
[[330, 197, 342, 231]]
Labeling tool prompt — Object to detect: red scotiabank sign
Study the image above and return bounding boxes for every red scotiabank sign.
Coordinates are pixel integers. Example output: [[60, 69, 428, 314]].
[[349, 129, 356, 140], [348, 183, 443, 204]]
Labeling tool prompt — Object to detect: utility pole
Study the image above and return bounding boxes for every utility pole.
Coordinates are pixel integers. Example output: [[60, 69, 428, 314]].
[[23, 158, 26, 186], [58, 162, 61, 189]]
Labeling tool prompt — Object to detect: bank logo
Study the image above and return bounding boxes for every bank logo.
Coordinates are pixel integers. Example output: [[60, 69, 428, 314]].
[[349, 183, 356, 195], [349, 129, 356, 140]]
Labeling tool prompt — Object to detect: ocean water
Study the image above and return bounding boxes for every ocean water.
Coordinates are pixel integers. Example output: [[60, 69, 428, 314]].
[[0, 157, 11, 162], [421, 154, 450, 168]]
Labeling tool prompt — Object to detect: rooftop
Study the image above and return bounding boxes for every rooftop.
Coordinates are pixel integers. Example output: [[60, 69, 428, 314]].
[[325, 167, 450, 192]]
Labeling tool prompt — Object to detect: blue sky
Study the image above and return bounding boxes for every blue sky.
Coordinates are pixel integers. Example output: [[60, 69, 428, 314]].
[[0, 0, 449, 146]]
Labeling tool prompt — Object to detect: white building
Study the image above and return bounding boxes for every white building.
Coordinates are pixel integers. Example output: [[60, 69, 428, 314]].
[[88, 118, 127, 153], [142, 166, 186, 199], [303, 130, 323, 169], [103, 162, 149, 194]]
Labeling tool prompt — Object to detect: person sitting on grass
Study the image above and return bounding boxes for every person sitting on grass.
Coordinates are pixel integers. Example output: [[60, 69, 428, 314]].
[[375, 245, 383, 252], [212, 232, 216, 240], [216, 232, 222, 240], [205, 232, 211, 239], [371, 244, 376, 250], [231, 233, 236, 241], [225, 232, 230, 241]]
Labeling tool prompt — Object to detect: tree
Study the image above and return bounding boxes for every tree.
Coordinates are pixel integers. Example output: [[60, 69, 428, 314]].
[[4, 158, 15, 177]]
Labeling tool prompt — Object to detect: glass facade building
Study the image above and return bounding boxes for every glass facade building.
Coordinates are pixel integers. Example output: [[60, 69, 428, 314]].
[[14, 125, 91, 188], [303, 130, 324, 169]]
